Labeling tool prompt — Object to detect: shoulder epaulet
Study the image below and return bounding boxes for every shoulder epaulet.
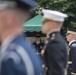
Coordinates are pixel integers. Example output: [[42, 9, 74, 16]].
[[4, 51, 21, 64], [72, 44, 76, 47], [51, 33, 55, 40], [72, 44, 76, 46]]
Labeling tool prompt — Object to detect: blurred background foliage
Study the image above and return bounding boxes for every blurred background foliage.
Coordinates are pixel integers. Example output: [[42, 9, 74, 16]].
[[33, 0, 76, 35]]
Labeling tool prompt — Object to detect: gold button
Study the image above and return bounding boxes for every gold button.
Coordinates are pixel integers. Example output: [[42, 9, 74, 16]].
[[45, 67, 48, 71], [51, 36, 55, 40], [45, 40, 48, 44], [47, 35, 49, 38], [67, 61, 72, 64], [52, 34, 55, 37], [41, 50, 45, 56], [42, 64, 45, 68]]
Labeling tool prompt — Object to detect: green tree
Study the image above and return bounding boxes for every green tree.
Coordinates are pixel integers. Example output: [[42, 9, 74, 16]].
[[34, 0, 76, 35]]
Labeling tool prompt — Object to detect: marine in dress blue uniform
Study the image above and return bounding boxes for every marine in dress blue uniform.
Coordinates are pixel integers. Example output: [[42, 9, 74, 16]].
[[66, 28, 76, 75], [41, 9, 68, 75], [0, 0, 42, 75]]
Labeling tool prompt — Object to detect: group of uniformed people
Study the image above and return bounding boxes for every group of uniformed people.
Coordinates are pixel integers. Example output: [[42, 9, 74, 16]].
[[0, 0, 76, 75], [66, 28, 76, 75]]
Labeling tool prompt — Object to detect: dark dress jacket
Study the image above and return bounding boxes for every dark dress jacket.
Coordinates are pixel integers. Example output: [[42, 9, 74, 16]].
[[44, 31, 68, 75], [33, 42, 44, 54], [69, 40, 76, 74]]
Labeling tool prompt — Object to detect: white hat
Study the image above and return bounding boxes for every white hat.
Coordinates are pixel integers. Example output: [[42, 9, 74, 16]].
[[42, 9, 68, 22]]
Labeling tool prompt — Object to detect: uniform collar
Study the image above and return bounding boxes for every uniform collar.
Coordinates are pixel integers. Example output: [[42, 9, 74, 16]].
[[36, 42, 40, 45], [47, 31, 60, 38], [1, 34, 17, 55], [0, 33, 24, 54], [69, 40, 76, 46]]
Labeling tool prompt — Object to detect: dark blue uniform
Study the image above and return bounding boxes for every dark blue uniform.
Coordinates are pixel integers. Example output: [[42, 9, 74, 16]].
[[44, 31, 68, 75], [0, 34, 42, 75], [67, 46, 72, 75], [68, 40, 76, 75], [33, 42, 44, 54]]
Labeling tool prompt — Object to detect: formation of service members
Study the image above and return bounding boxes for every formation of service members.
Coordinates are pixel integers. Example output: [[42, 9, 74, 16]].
[[33, 34, 44, 55], [0, 0, 75, 75], [0, 0, 42, 75], [66, 28, 76, 75], [41, 9, 68, 75]]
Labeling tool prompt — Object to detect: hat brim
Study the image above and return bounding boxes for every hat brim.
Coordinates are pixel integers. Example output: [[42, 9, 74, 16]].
[[67, 31, 76, 35]]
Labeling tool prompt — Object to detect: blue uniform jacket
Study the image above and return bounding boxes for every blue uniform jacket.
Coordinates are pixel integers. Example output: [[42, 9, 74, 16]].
[[44, 31, 68, 75], [70, 41, 76, 73], [1, 34, 42, 75]]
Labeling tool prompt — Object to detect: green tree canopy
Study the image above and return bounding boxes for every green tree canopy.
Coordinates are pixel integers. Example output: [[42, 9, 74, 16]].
[[34, 0, 76, 35]]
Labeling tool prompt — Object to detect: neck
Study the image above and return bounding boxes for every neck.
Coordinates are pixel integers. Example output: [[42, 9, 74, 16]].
[[69, 39, 76, 45], [1, 27, 23, 42], [47, 29, 60, 37]]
